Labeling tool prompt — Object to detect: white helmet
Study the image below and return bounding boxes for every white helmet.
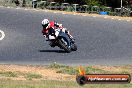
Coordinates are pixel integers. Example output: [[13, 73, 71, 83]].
[[42, 19, 49, 28]]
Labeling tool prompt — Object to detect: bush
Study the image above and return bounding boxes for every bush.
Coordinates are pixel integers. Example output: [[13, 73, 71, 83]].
[[25, 73, 42, 80]]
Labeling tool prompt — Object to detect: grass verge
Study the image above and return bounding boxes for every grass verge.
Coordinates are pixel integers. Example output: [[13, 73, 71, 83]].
[[0, 64, 132, 88], [48, 63, 115, 75], [0, 79, 132, 88]]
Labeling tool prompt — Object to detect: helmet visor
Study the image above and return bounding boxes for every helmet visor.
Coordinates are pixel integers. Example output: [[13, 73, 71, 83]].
[[43, 23, 49, 28]]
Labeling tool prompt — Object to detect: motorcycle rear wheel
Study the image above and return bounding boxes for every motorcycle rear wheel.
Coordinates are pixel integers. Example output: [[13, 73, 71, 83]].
[[71, 43, 77, 51]]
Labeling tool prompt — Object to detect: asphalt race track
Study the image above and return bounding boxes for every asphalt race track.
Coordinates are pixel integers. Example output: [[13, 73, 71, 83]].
[[0, 7, 132, 65]]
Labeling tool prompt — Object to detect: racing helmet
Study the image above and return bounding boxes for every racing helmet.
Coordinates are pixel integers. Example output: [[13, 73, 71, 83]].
[[42, 19, 49, 28]]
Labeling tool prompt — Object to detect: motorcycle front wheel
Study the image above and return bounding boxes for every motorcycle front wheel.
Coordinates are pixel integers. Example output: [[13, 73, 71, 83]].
[[58, 38, 71, 53]]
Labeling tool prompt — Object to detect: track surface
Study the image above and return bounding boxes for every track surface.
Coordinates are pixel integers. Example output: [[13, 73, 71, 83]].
[[0, 7, 132, 65]]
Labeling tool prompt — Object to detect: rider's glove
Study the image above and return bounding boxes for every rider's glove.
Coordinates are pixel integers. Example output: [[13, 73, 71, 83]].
[[43, 34, 49, 41], [43, 35, 46, 38], [59, 24, 63, 27]]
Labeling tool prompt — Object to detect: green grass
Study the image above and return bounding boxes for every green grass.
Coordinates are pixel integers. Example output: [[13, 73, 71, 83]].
[[0, 79, 131, 88], [84, 66, 108, 74], [48, 63, 69, 69], [0, 71, 17, 77], [25, 73, 42, 80]]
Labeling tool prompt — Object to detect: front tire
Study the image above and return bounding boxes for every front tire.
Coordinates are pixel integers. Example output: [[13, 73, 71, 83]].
[[58, 38, 71, 53]]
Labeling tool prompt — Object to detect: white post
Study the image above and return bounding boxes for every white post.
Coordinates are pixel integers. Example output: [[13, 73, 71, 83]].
[[121, 0, 122, 8], [32, 0, 34, 8]]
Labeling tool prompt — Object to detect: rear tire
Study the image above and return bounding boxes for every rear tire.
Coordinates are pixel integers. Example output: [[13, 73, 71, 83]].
[[71, 43, 77, 51]]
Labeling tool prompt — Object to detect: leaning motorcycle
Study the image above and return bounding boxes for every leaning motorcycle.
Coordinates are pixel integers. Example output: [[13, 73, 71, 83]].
[[47, 28, 77, 53]]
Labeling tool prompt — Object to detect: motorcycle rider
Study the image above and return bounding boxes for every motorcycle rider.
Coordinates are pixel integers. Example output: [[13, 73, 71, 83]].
[[41, 19, 73, 47]]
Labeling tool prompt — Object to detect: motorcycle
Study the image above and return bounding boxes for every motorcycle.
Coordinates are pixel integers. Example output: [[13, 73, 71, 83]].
[[47, 28, 77, 53]]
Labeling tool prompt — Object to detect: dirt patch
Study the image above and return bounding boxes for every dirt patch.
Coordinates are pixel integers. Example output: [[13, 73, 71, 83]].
[[95, 65, 132, 73]]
